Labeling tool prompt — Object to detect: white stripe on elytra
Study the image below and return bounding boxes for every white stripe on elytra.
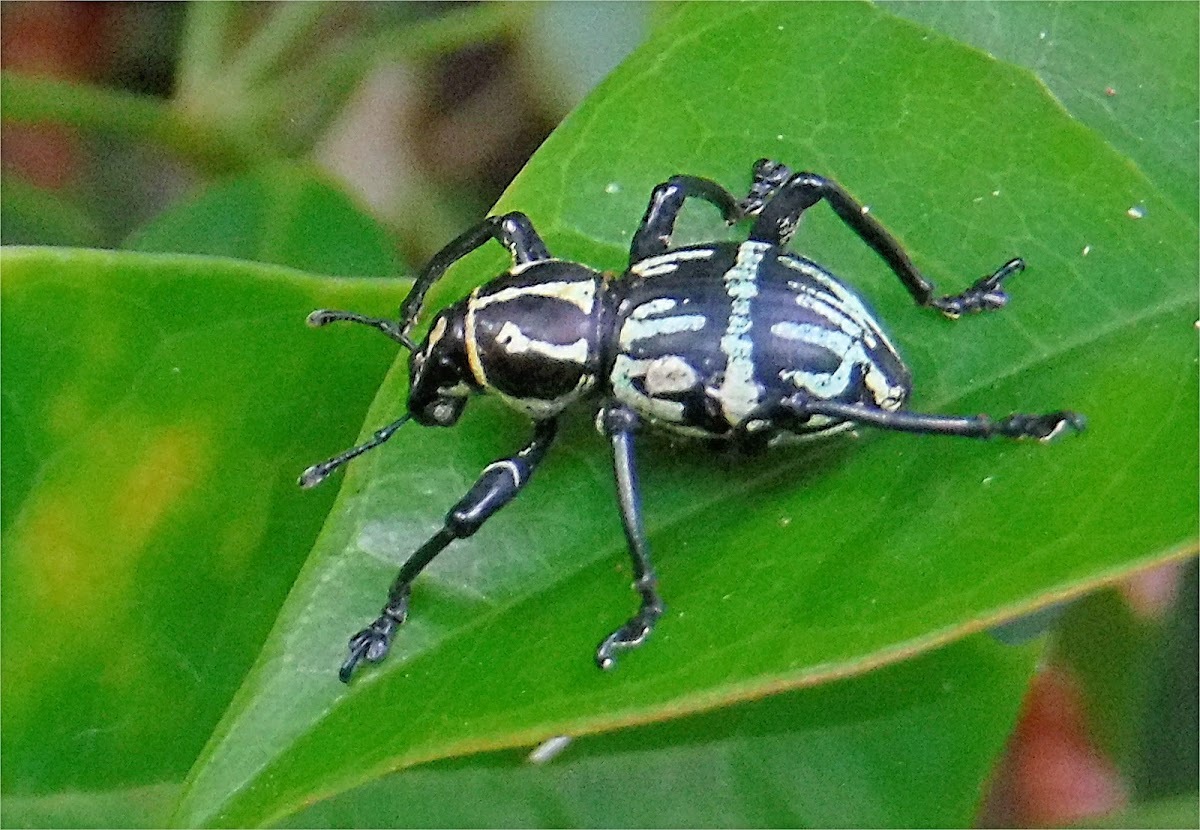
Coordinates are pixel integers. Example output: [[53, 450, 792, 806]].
[[786, 281, 872, 347], [715, 241, 769, 425], [630, 298, 677, 319], [770, 321, 853, 353], [618, 314, 707, 348], [630, 248, 716, 278], [775, 324, 904, 409], [779, 257, 897, 356], [611, 354, 686, 422], [474, 279, 596, 314]]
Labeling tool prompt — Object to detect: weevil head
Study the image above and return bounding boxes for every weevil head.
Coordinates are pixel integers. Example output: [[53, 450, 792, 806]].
[[407, 304, 475, 427]]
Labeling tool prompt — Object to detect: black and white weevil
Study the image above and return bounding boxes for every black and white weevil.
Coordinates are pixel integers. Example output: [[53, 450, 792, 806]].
[[301, 159, 1084, 683]]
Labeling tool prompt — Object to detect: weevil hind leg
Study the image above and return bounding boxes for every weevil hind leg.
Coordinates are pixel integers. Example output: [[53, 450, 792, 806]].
[[747, 164, 1024, 317], [783, 395, 1085, 442]]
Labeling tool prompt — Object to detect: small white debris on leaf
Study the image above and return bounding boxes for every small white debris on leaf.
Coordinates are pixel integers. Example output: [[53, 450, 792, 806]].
[[527, 735, 572, 764]]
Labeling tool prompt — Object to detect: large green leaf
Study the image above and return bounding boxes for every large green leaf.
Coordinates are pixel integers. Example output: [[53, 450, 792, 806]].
[[175, 3, 1197, 827], [884, 1, 1199, 223], [0, 248, 405, 811]]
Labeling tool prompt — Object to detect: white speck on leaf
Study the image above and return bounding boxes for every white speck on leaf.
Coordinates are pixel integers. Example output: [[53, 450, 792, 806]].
[[1127, 204, 1146, 219], [528, 736, 572, 765]]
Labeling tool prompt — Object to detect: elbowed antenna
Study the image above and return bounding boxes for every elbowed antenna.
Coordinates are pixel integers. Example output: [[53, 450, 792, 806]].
[[306, 309, 416, 350], [299, 414, 413, 488]]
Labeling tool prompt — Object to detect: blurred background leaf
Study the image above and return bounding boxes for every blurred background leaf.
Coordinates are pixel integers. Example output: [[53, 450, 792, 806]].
[[0, 160, 408, 826], [125, 162, 402, 276]]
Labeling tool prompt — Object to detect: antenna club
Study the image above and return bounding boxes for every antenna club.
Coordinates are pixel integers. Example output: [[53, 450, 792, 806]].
[[298, 465, 330, 488]]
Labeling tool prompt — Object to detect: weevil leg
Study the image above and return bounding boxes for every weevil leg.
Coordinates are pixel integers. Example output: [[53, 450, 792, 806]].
[[339, 418, 559, 682], [630, 175, 744, 265], [595, 406, 665, 670], [738, 158, 796, 217], [400, 212, 552, 341], [783, 395, 1086, 441], [308, 213, 551, 349], [747, 164, 1023, 317]]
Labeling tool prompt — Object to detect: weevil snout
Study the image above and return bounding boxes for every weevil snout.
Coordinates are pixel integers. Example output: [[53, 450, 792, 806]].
[[407, 306, 474, 427]]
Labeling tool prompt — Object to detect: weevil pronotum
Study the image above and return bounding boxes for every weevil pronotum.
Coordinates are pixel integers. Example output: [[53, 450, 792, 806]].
[[302, 159, 1084, 682]]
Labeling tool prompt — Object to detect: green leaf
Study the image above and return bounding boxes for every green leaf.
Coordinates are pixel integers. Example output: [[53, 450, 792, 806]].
[[882, 1, 1200, 223], [282, 636, 1039, 828], [1086, 792, 1200, 829], [0, 248, 406, 804], [0, 783, 181, 830], [175, 3, 1197, 827], [124, 161, 402, 276]]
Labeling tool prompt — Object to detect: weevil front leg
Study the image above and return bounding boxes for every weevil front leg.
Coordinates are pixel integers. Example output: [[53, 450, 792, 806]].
[[308, 212, 552, 349], [595, 406, 665, 670], [340, 418, 559, 682], [746, 160, 1023, 318]]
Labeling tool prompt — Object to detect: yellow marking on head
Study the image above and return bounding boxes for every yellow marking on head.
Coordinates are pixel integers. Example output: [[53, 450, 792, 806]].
[[427, 315, 448, 350]]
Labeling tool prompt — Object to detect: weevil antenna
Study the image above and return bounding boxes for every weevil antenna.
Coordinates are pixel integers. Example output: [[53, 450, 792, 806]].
[[306, 310, 416, 350], [299, 414, 413, 489]]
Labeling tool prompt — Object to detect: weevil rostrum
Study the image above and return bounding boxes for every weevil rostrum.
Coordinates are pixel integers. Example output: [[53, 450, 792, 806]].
[[301, 159, 1084, 682]]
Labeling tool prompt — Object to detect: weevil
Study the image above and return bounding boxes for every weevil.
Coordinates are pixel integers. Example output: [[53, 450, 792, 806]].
[[302, 159, 1084, 682]]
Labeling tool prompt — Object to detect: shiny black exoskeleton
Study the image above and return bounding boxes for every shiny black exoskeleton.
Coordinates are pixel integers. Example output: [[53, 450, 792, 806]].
[[302, 159, 1084, 682]]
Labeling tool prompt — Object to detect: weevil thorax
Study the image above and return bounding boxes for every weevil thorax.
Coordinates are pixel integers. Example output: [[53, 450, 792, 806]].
[[408, 304, 475, 427], [464, 260, 607, 418]]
